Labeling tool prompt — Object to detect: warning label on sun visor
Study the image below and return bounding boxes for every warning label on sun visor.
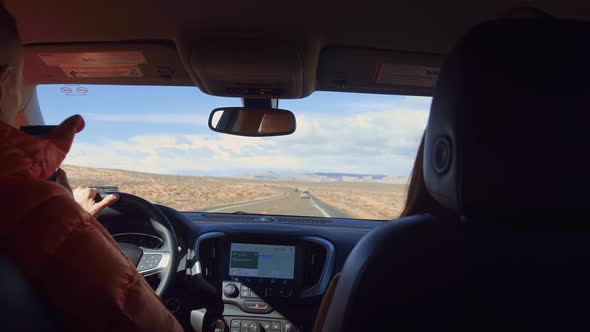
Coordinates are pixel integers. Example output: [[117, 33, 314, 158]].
[[376, 64, 439, 87], [38, 52, 146, 78], [61, 66, 143, 78]]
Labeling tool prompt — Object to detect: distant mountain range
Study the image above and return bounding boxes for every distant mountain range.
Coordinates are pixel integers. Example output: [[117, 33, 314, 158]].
[[307, 172, 387, 180], [243, 171, 408, 184]]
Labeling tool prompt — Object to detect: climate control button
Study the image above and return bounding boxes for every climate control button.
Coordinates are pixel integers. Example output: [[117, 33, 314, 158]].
[[223, 283, 239, 298], [249, 322, 263, 332]]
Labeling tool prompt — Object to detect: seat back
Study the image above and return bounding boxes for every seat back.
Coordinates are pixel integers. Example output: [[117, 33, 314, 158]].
[[323, 215, 590, 331], [322, 18, 590, 332], [0, 256, 59, 332]]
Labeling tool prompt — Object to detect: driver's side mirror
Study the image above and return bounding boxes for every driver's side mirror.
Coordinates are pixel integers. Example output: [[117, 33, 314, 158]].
[[208, 107, 296, 137]]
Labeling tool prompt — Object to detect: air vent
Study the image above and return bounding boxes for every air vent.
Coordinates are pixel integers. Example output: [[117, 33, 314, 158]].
[[275, 217, 334, 224], [198, 237, 220, 280], [302, 243, 327, 289]]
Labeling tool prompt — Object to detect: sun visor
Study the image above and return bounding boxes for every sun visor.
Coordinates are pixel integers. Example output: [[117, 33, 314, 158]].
[[317, 48, 444, 96], [24, 43, 193, 86], [189, 41, 305, 98]]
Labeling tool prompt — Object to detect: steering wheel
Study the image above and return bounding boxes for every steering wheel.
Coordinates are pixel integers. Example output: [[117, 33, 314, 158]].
[[98, 192, 179, 297]]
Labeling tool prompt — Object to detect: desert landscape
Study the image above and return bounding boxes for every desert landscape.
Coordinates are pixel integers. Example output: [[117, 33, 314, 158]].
[[61, 165, 284, 212], [62, 165, 409, 220], [304, 182, 407, 220]]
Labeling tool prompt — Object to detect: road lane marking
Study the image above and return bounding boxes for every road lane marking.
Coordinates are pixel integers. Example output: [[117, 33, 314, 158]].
[[206, 192, 290, 212], [309, 196, 332, 218]]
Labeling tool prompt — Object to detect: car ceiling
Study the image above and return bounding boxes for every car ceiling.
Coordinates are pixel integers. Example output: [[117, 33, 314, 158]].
[[6, 0, 590, 96], [8, 0, 590, 53]]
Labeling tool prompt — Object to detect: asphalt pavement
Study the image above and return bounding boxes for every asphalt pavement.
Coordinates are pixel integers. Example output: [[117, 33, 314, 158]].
[[204, 188, 349, 218]]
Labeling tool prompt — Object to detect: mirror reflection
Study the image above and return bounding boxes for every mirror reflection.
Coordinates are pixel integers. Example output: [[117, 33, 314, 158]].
[[209, 107, 296, 137]]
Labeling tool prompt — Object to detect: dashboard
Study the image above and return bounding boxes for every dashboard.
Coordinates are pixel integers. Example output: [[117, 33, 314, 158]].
[[100, 205, 385, 332], [191, 233, 334, 332]]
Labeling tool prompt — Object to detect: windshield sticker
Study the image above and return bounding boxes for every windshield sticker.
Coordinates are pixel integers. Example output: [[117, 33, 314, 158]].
[[61, 65, 143, 78], [376, 64, 439, 87], [60, 86, 72, 94], [76, 87, 88, 94], [60, 85, 89, 96]]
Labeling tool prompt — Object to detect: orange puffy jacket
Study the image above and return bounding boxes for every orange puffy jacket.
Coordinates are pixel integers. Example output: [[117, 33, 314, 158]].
[[0, 115, 183, 332]]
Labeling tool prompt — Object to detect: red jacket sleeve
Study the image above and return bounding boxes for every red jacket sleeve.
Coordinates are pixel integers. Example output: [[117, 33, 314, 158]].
[[0, 178, 183, 332]]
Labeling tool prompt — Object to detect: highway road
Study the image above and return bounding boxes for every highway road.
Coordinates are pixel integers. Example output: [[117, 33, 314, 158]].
[[204, 189, 349, 218]]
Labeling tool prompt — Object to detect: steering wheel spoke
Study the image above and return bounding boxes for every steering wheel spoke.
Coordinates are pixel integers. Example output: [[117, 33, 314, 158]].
[[137, 248, 172, 277], [100, 193, 179, 297]]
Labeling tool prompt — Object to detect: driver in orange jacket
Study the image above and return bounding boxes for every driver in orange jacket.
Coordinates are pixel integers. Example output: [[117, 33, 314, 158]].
[[0, 6, 183, 332]]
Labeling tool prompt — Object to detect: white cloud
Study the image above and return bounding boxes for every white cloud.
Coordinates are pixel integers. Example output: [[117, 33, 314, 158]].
[[84, 112, 208, 125], [64, 102, 430, 176], [345, 95, 432, 113], [400, 95, 433, 108]]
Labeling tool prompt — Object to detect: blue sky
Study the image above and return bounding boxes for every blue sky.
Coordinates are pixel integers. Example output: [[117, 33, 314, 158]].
[[37, 85, 431, 177]]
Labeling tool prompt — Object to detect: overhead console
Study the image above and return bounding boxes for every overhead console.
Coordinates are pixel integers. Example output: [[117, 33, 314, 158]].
[[187, 40, 315, 99], [317, 47, 444, 96], [190, 232, 334, 332]]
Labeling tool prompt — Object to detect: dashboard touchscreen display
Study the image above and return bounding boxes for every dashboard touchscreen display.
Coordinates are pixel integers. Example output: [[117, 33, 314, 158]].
[[229, 243, 295, 279]]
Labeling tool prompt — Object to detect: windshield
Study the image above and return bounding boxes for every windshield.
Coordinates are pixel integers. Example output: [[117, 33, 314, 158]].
[[37, 85, 430, 220]]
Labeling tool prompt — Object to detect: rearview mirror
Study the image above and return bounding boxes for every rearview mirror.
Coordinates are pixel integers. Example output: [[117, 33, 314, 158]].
[[209, 107, 296, 137]]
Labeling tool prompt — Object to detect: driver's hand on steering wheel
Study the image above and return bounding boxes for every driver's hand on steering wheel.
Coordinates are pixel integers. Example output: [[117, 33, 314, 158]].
[[73, 187, 119, 217], [55, 168, 119, 217]]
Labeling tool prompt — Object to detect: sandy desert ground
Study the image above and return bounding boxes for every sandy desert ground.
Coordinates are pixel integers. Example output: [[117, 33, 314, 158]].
[[62, 165, 408, 220], [61, 165, 283, 212], [286, 181, 407, 220]]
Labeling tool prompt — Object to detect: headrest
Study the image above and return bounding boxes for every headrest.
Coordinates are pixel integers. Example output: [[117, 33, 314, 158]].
[[424, 19, 590, 216]]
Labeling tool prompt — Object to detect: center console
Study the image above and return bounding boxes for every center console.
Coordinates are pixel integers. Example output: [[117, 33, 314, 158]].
[[190, 232, 334, 332]]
